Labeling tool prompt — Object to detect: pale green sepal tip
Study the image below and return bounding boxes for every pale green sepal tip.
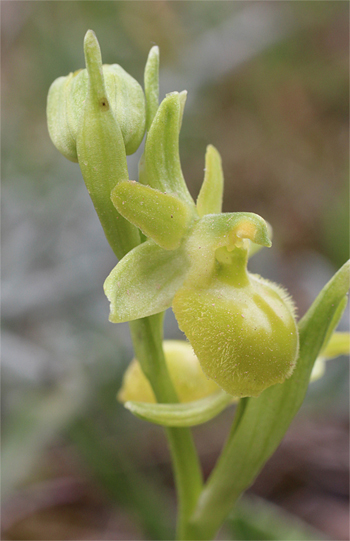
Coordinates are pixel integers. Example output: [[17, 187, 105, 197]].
[[111, 181, 193, 250], [124, 390, 234, 427], [83, 30, 105, 98], [104, 240, 190, 323], [197, 145, 224, 218], [144, 45, 159, 132]]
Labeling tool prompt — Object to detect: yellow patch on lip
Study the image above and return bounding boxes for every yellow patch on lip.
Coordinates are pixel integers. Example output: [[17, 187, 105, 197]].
[[230, 220, 258, 247]]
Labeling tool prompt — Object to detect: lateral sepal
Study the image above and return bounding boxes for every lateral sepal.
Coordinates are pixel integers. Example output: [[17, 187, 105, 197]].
[[124, 391, 234, 427], [104, 240, 190, 323]]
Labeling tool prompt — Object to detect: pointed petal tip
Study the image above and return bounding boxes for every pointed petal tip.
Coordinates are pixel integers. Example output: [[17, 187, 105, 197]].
[[206, 144, 220, 158], [84, 29, 98, 50], [83, 30, 102, 72], [165, 90, 180, 99], [84, 29, 96, 38], [149, 45, 159, 57]]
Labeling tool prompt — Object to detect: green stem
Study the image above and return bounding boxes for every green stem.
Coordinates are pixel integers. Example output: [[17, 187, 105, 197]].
[[184, 399, 249, 541], [129, 314, 203, 540]]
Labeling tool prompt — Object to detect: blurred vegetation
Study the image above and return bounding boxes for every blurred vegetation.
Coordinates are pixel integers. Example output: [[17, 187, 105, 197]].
[[2, 2, 349, 540]]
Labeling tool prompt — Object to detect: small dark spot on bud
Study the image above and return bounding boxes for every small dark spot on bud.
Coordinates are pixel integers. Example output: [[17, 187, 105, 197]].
[[99, 97, 110, 111]]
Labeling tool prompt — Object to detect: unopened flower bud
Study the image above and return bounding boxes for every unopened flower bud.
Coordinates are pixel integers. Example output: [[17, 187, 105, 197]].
[[47, 31, 144, 259], [118, 340, 220, 404], [47, 43, 146, 161]]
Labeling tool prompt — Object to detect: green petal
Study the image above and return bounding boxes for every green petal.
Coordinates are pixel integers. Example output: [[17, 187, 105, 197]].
[[196, 145, 224, 217], [104, 240, 190, 323], [111, 181, 193, 250], [142, 92, 194, 206], [144, 45, 159, 132], [124, 391, 234, 427]]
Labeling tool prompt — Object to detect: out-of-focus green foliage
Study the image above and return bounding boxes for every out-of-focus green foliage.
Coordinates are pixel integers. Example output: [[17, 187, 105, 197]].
[[227, 495, 326, 540]]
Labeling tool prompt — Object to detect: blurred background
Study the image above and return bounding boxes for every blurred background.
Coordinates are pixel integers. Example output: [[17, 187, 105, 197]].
[[2, 1, 349, 540]]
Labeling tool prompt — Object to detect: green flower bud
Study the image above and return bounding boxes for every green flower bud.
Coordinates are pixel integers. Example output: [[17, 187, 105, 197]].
[[118, 340, 220, 404], [47, 30, 144, 259], [173, 244, 299, 398], [47, 46, 146, 161]]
